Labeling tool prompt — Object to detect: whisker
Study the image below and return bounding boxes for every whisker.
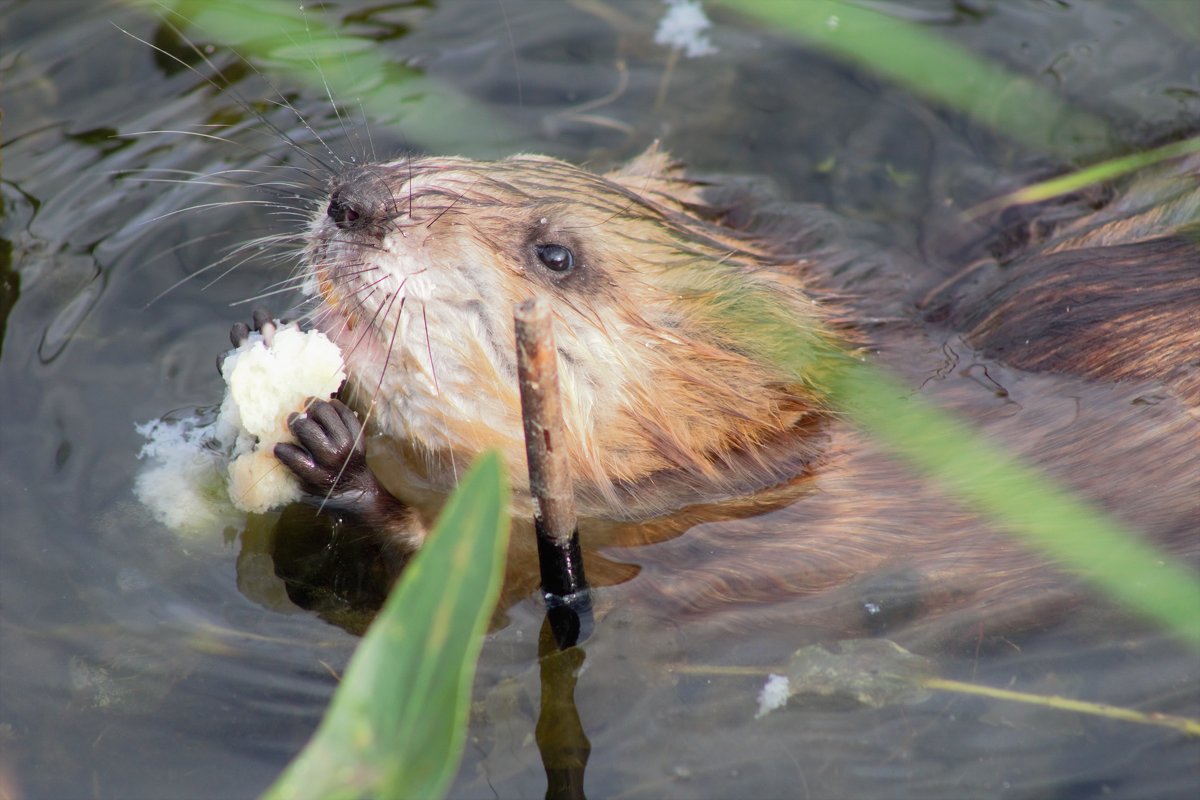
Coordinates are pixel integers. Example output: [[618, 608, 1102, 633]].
[[135, 198, 286, 228], [425, 182, 478, 228], [231, 279, 314, 307], [495, 0, 524, 109], [119, 127, 323, 187], [408, 157, 414, 219], [421, 304, 441, 397], [117, 147, 327, 191], [299, 6, 354, 169], [117, 15, 336, 176], [378, 294, 407, 398], [359, 98, 378, 164], [142, 225, 304, 308]]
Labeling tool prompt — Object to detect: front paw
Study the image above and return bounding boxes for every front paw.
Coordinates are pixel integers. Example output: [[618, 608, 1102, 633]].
[[232, 307, 282, 347], [219, 307, 283, 374], [275, 399, 377, 506], [276, 398, 427, 550]]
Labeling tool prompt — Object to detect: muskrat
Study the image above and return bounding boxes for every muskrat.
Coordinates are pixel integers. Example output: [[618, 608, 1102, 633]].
[[254, 146, 1199, 640]]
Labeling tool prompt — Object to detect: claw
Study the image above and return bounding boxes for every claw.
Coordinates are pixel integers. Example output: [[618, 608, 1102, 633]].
[[251, 307, 277, 347], [277, 399, 376, 508], [276, 397, 425, 549], [230, 321, 250, 348], [224, 309, 280, 375]]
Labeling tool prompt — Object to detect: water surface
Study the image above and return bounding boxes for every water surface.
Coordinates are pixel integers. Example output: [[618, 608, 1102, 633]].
[[2, 1, 1198, 798]]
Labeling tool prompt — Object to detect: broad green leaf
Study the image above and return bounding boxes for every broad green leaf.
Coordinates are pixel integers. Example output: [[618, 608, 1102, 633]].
[[261, 451, 511, 800]]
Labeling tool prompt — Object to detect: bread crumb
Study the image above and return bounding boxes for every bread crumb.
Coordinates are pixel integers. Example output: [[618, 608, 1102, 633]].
[[135, 324, 346, 531]]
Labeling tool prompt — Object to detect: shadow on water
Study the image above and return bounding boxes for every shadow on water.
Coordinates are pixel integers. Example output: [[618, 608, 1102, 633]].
[[1, 1, 1197, 798]]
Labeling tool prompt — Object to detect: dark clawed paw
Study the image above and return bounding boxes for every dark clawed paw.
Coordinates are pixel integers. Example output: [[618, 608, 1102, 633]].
[[274, 399, 382, 510], [229, 306, 287, 348], [222, 307, 287, 374]]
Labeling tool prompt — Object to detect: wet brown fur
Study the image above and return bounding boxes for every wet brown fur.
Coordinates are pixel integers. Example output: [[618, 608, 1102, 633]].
[[926, 236, 1200, 404], [308, 147, 1200, 642], [309, 148, 846, 517], [924, 155, 1200, 404]]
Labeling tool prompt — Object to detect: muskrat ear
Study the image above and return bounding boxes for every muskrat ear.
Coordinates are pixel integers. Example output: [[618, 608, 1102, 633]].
[[607, 143, 783, 228], [605, 141, 709, 210], [609, 140, 679, 180]]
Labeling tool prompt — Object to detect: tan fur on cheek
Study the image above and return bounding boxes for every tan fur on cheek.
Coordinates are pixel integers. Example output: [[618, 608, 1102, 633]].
[[306, 154, 845, 517]]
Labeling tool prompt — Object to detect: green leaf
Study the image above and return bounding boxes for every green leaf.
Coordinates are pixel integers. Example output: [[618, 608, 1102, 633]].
[[720, 0, 1114, 158], [976, 136, 1200, 212], [261, 451, 511, 800], [827, 363, 1200, 648], [129, 0, 518, 156], [718, 284, 1200, 648]]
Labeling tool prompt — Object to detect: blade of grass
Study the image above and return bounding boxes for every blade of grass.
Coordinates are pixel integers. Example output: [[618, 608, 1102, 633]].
[[677, 653, 1200, 735], [970, 135, 1200, 215], [828, 363, 1200, 648], [703, 3, 1199, 640], [719, 0, 1114, 159], [128, 0, 518, 156], [260, 451, 511, 800], [718, 283, 1200, 648], [923, 677, 1200, 736]]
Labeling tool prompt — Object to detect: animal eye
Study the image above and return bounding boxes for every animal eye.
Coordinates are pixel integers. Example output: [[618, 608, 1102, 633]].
[[535, 243, 575, 273]]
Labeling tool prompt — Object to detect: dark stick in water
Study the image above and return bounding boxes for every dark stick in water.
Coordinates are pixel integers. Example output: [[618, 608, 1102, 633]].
[[515, 297, 592, 647]]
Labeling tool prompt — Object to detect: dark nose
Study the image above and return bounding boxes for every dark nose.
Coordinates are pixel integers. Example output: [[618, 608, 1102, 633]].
[[327, 167, 393, 231]]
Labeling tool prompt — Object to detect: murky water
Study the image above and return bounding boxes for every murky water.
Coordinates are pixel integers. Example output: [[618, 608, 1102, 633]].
[[2, 1, 1198, 798]]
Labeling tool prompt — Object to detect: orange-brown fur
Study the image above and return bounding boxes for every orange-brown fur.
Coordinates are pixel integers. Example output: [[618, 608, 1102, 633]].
[[306, 148, 844, 517], [303, 146, 1200, 641], [928, 237, 1200, 403]]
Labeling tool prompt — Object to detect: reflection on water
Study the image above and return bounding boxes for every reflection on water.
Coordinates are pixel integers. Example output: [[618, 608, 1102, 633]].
[[1, 1, 1197, 798]]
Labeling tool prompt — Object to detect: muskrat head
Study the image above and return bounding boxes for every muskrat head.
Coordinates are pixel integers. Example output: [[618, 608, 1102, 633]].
[[303, 148, 845, 516]]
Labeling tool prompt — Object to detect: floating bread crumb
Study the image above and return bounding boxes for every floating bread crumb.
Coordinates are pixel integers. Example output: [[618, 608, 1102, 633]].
[[134, 415, 238, 535], [755, 674, 791, 719]]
